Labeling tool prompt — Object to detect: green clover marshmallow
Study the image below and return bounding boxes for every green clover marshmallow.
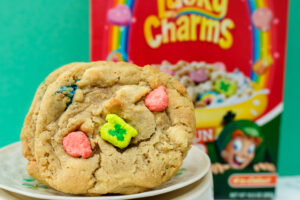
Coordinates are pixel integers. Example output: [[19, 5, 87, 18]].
[[213, 78, 237, 97], [100, 114, 138, 149]]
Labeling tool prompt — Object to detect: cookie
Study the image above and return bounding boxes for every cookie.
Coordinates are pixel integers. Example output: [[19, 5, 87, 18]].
[[21, 61, 195, 195], [20, 62, 85, 182]]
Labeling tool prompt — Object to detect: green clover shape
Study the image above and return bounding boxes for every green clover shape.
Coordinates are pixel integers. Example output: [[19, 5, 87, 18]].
[[214, 78, 237, 97], [220, 81, 230, 92], [108, 123, 126, 141], [100, 114, 138, 149]]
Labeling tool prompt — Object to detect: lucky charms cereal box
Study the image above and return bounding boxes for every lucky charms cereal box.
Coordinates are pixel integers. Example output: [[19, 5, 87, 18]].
[[91, 0, 289, 199]]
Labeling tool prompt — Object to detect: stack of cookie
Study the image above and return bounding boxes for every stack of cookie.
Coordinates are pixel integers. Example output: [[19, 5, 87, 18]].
[[20, 61, 195, 195]]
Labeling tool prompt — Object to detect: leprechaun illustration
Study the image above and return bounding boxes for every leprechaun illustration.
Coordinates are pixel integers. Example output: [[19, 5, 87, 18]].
[[210, 113, 276, 174]]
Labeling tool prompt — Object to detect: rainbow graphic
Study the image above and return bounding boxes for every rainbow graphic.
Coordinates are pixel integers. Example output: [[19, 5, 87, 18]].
[[247, 0, 273, 89], [198, 91, 221, 105], [106, 0, 273, 90], [107, 0, 135, 62], [174, 6, 226, 20]]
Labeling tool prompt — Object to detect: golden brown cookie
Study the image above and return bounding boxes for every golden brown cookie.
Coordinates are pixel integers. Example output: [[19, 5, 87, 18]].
[[20, 62, 85, 182], [21, 61, 195, 195]]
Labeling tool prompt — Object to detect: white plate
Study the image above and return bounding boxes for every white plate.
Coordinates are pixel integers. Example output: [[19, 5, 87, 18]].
[[0, 142, 210, 200], [0, 172, 214, 200]]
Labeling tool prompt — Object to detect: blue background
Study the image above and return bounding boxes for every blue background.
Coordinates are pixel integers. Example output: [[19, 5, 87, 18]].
[[0, 0, 299, 175]]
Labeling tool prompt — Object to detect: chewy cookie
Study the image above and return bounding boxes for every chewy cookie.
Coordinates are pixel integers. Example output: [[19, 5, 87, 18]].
[[20, 62, 86, 182], [21, 61, 195, 195]]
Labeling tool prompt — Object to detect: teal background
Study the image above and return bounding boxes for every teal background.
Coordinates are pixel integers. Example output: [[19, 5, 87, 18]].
[[0, 0, 298, 176]]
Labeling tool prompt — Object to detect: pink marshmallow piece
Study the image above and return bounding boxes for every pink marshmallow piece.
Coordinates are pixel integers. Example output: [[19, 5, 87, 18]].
[[189, 69, 208, 83], [63, 131, 92, 158], [252, 7, 273, 32], [111, 56, 120, 62], [107, 4, 132, 26], [213, 62, 226, 71], [161, 68, 175, 76], [145, 86, 168, 112]]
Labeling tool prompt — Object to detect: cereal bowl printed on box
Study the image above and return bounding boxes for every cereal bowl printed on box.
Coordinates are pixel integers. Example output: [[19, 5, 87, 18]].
[[154, 60, 268, 129]]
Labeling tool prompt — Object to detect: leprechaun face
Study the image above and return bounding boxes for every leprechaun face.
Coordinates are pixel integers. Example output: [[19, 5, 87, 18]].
[[222, 136, 256, 169]]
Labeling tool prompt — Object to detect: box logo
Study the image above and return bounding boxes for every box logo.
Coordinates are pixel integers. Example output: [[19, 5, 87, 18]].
[[144, 0, 235, 49]]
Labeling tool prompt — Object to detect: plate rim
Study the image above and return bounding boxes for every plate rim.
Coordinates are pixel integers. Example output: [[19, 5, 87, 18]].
[[0, 142, 211, 200]]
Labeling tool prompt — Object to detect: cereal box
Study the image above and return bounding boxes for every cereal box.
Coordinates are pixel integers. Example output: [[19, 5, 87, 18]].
[[91, 0, 289, 199]]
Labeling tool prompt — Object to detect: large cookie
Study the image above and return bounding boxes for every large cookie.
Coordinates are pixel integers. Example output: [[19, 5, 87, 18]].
[[20, 62, 86, 182], [21, 61, 195, 195]]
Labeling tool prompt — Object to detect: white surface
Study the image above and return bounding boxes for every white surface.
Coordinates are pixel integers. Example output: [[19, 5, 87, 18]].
[[0, 142, 211, 200], [276, 175, 300, 200]]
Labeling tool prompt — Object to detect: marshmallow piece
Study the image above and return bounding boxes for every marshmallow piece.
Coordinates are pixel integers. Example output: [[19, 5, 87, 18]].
[[107, 4, 132, 26], [145, 86, 168, 112], [63, 131, 92, 158], [252, 7, 273, 32]]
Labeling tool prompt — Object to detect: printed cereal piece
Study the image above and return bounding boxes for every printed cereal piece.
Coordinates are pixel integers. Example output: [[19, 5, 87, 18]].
[[180, 76, 195, 88], [107, 4, 132, 26], [107, 50, 128, 62], [112, 55, 121, 62], [197, 91, 221, 106], [213, 78, 237, 97], [189, 69, 208, 83], [100, 114, 138, 149], [161, 68, 175, 76], [252, 7, 273, 32], [63, 131, 92, 158], [253, 55, 274, 75], [145, 86, 168, 112], [213, 62, 226, 71]]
